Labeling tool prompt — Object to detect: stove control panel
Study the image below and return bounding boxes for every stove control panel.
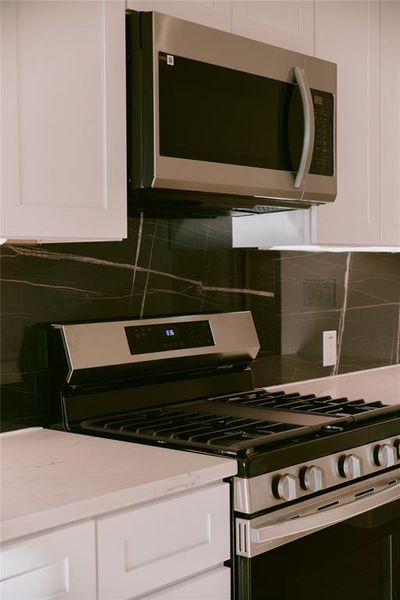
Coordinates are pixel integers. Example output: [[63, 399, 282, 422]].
[[234, 435, 400, 514]]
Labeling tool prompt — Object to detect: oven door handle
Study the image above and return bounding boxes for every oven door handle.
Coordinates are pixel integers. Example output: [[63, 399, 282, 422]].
[[251, 483, 400, 545], [293, 66, 315, 189]]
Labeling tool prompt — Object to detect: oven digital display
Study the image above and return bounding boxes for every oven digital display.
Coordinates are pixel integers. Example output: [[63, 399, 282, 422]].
[[125, 321, 215, 355]]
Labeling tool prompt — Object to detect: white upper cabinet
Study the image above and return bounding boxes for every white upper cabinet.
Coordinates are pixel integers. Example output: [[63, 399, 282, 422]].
[[126, 0, 231, 31], [231, 0, 314, 54], [311, 0, 381, 246], [380, 0, 400, 246], [233, 0, 400, 249], [0, 0, 127, 242]]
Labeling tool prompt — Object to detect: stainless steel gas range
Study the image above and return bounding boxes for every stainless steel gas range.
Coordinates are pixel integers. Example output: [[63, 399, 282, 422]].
[[47, 311, 400, 600]]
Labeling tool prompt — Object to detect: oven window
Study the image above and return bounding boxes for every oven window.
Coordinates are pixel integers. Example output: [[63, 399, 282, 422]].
[[237, 501, 400, 600], [158, 53, 304, 172]]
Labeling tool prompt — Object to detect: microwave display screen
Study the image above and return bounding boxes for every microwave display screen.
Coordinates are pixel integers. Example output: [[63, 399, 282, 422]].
[[158, 53, 334, 177]]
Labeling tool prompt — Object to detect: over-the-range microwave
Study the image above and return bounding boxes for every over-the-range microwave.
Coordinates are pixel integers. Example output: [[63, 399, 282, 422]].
[[126, 11, 337, 215]]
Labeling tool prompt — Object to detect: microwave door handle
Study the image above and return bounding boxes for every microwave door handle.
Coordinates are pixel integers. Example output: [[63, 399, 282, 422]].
[[251, 482, 400, 546], [293, 66, 315, 189]]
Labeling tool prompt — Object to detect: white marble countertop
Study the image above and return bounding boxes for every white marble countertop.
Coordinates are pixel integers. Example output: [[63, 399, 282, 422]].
[[0, 428, 237, 544], [268, 365, 400, 405]]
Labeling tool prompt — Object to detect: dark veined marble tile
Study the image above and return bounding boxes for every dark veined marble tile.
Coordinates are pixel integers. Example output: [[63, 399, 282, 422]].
[[338, 303, 400, 373], [346, 252, 400, 308], [280, 309, 341, 360], [0, 372, 41, 432], [277, 251, 348, 317], [138, 272, 205, 318], [0, 263, 134, 375], [251, 355, 333, 388], [241, 249, 277, 293]]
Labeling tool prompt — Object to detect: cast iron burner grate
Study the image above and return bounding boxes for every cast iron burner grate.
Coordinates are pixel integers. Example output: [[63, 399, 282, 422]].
[[209, 389, 397, 422], [81, 404, 309, 453], [80, 389, 399, 454]]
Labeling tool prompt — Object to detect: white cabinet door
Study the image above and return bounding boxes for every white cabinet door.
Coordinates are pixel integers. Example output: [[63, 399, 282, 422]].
[[0, 0, 126, 242], [126, 0, 231, 31], [312, 0, 380, 246], [97, 483, 230, 600], [380, 0, 400, 246], [231, 1, 314, 54], [0, 522, 96, 600], [143, 567, 230, 600]]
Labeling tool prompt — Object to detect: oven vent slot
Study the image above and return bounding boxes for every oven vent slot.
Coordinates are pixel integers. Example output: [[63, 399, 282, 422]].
[[317, 500, 339, 511], [355, 487, 375, 498]]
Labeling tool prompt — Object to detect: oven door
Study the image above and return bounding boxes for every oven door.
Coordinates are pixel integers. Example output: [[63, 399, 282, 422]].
[[236, 476, 400, 600], [140, 11, 336, 204]]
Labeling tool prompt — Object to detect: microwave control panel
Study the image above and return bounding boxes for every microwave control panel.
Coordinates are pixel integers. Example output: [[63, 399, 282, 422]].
[[310, 89, 335, 177]]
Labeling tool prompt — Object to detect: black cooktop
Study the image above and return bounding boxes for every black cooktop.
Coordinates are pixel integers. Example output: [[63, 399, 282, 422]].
[[80, 388, 400, 465]]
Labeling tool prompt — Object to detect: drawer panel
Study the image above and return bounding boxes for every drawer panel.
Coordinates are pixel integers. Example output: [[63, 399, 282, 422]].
[[97, 483, 230, 599], [0, 521, 96, 600], [144, 567, 230, 599]]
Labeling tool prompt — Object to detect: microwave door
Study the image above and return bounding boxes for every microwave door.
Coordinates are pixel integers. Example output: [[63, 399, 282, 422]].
[[148, 12, 306, 202]]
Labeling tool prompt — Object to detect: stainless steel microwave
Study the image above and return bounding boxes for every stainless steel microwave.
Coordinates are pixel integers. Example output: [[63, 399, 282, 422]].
[[126, 11, 337, 215]]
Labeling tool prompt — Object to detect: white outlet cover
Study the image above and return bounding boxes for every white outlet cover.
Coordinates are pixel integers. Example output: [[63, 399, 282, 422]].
[[323, 330, 337, 367]]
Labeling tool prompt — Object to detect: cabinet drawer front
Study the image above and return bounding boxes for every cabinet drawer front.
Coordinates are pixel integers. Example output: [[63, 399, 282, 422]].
[[144, 567, 230, 600], [97, 483, 230, 599], [0, 521, 96, 600]]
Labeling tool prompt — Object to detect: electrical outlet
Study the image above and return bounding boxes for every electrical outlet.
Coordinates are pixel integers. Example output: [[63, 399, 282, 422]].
[[323, 330, 337, 367]]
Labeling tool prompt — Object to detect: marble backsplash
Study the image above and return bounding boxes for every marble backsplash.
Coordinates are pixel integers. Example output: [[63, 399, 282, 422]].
[[1, 215, 399, 431]]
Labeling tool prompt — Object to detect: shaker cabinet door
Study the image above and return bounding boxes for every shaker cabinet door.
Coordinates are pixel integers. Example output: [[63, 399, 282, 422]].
[[380, 0, 400, 246], [0, 521, 96, 600], [126, 0, 231, 32], [312, 0, 381, 246], [97, 483, 230, 599], [231, 0, 314, 54], [144, 567, 231, 600], [0, 0, 126, 242]]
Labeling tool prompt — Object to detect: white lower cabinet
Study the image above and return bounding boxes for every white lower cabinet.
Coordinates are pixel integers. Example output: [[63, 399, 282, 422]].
[[0, 483, 231, 600], [0, 482, 231, 600], [0, 521, 96, 600], [97, 483, 230, 600], [143, 567, 230, 600]]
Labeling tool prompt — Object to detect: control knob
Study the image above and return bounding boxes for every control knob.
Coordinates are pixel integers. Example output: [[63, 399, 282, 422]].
[[300, 465, 324, 492], [338, 454, 362, 479], [274, 474, 298, 502], [373, 444, 397, 468]]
